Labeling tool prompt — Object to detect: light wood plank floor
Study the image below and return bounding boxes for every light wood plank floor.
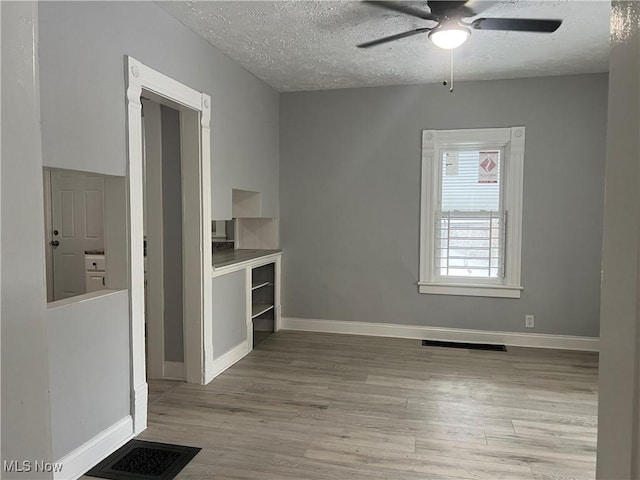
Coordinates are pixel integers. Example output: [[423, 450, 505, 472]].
[[140, 331, 598, 480]]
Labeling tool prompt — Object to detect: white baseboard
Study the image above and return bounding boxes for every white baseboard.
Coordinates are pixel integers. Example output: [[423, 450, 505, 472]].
[[133, 382, 148, 435], [54, 416, 133, 480], [205, 341, 250, 384], [163, 361, 185, 380], [281, 317, 599, 352]]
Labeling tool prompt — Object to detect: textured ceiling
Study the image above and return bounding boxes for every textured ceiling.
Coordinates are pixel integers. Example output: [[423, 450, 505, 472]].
[[157, 1, 610, 92]]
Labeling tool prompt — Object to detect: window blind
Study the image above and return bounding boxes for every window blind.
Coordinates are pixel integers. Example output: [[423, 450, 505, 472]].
[[437, 150, 505, 279], [441, 150, 501, 211]]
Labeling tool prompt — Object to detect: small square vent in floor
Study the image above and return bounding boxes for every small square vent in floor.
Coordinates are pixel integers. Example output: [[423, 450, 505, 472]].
[[85, 439, 201, 480], [422, 339, 507, 351]]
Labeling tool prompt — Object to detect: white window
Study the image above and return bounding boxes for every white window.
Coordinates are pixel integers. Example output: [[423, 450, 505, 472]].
[[419, 127, 525, 298]]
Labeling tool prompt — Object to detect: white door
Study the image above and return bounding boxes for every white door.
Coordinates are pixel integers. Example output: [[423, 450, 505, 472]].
[[50, 171, 105, 300]]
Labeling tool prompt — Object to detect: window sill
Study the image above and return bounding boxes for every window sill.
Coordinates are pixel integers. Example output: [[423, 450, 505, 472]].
[[418, 282, 523, 298]]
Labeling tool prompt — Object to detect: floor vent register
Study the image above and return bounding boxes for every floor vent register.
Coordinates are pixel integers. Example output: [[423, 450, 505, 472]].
[[86, 439, 201, 480], [422, 339, 507, 351]]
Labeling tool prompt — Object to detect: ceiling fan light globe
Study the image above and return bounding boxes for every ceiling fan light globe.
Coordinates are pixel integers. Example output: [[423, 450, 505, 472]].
[[429, 27, 470, 49]]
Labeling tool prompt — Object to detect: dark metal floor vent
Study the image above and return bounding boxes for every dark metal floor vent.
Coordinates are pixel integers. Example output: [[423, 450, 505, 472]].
[[422, 339, 507, 351], [86, 439, 201, 480]]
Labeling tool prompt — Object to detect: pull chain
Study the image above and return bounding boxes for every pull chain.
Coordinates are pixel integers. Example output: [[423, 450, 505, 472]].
[[442, 49, 455, 93], [449, 49, 454, 93]]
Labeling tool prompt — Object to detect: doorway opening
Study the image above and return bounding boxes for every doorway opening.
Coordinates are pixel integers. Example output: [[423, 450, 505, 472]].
[[142, 96, 189, 396], [126, 57, 212, 435]]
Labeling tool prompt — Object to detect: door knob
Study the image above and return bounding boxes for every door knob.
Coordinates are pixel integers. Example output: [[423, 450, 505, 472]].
[[50, 240, 60, 247]]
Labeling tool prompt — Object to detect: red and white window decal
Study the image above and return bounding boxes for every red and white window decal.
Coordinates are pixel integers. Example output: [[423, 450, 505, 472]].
[[478, 151, 499, 184]]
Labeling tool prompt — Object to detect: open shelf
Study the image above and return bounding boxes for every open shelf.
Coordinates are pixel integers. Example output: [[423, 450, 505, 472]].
[[251, 281, 272, 291], [251, 262, 276, 346], [232, 189, 262, 218], [235, 217, 279, 250], [251, 303, 274, 319]]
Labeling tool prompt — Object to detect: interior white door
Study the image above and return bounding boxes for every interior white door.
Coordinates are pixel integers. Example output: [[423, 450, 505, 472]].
[[50, 170, 105, 300]]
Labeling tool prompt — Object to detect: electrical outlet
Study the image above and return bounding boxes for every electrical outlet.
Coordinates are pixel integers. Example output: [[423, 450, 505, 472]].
[[525, 315, 535, 328]]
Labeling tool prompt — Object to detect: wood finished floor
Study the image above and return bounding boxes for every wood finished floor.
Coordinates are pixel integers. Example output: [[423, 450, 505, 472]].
[[141, 331, 599, 480]]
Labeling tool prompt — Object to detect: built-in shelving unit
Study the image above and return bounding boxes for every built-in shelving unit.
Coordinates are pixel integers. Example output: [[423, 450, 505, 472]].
[[211, 251, 281, 376], [231, 188, 279, 249], [251, 262, 275, 346]]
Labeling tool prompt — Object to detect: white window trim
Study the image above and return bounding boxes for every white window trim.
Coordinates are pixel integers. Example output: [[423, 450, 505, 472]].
[[418, 127, 525, 298]]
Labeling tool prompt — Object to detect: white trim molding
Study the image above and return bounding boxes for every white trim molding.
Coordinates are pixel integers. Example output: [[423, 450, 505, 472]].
[[125, 57, 147, 434], [417, 282, 523, 298], [54, 416, 133, 480], [419, 127, 525, 298], [200, 93, 213, 385], [125, 56, 212, 435], [205, 341, 250, 384], [281, 317, 599, 352], [132, 384, 148, 435]]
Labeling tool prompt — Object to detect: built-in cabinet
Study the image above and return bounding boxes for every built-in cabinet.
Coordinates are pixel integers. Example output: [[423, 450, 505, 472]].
[[207, 190, 280, 382], [210, 252, 281, 378], [85, 254, 106, 293]]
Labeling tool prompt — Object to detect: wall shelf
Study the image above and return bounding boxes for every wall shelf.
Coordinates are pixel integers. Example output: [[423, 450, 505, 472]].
[[251, 303, 274, 319], [230, 188, 278, 250], [234, 217, 279, 250], [251, 281, 272, 291], [232, 189, 262, 218]]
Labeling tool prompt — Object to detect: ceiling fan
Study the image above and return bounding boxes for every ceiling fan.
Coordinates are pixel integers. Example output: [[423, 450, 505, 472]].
[[358, 1, 562, 50]]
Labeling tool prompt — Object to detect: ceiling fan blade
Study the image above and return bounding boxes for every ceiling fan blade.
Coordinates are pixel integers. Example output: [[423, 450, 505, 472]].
[[471, 17, 562, 32], [363, 1, 438, 21], [357, 27, 432, 48], [427, 1, 469, 17]]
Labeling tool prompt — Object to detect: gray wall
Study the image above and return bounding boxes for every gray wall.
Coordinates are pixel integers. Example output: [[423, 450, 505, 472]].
[[47, 291, 130, 460], [212, 270, 248, 358], [29, 0, 280, 464], [1, 2, 54, 476], [38, 1, 280, 219], [280, 74, 608, 337], [161, 106, 184, 363], [596, 2, 640, 477]]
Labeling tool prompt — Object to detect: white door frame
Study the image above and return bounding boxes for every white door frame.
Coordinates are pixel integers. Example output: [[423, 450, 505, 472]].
[[43, 168, 55, 302], [125, 56, 212, 434]]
